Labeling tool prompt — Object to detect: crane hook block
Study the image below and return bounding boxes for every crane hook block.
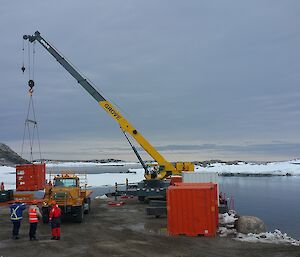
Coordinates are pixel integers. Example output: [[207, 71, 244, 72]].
[[21, 66, 25, 73], [28, 80, 35, 89]]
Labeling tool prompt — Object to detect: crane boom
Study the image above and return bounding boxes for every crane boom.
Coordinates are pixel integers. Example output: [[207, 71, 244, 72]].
[[23, 31, 186, 179]]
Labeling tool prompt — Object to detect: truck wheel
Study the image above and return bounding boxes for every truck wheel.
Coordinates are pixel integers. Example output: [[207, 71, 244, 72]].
[[75, 206, 84, 223], [84, 197, 91, 214]]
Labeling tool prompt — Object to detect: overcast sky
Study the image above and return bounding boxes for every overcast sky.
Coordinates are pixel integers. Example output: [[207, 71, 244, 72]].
[[1, 1, 299, 162]]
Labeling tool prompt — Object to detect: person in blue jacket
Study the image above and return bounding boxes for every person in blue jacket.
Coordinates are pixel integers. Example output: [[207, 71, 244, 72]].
[[10, 200, 26, 239]]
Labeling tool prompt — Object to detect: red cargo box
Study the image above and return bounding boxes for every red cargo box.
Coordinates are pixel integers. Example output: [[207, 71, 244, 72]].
[[172, 182, 219, 226], [16, 163, 46, 191], [167, 183, 218, 237]]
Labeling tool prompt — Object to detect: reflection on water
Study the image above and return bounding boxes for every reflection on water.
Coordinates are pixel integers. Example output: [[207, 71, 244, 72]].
[[219, 176, 300, 239]]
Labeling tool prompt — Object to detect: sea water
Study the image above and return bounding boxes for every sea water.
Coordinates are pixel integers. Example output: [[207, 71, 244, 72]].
[[219, 176, 300, 239]]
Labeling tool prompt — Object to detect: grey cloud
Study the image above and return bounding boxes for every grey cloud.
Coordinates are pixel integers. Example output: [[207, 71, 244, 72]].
[[140, 142, 300, 157], [1, 0, 300, 161]]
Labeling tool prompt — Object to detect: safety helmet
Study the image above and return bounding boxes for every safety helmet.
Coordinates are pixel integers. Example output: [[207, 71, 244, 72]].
[[50, 200, 56, 205], [32, 200, 38, 205]]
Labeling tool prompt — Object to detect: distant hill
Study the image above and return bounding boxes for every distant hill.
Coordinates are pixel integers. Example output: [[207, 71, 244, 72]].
[[0, 143, 30, 166]]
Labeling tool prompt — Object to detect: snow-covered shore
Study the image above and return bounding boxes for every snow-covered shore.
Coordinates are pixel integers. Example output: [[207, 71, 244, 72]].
[[1, 159, 300, 190], [198, 159, 300, 176]]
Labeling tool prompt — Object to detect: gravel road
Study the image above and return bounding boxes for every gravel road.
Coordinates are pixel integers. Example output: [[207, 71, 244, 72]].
[[0, 198, 299, 257]]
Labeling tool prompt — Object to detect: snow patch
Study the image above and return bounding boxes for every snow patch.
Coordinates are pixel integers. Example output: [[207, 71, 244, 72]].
[[95, 194, 108, 199], [235, 229, 300, 246], [219, 212, 237, 226], [0, 166, 16, 190]]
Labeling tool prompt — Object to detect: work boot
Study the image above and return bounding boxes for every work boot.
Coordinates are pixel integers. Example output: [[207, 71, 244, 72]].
[[51, 236, 57, 240], [13, 236, 19, 240], [55, 237, 60, 240]]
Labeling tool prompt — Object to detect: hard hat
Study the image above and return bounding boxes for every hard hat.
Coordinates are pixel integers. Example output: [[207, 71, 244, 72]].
[[32, 200, 38, 205], [50, 200, 56, 205]]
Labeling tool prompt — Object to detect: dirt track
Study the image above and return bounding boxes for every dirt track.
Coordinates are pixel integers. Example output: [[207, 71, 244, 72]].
[[0, 198, 299, 257]]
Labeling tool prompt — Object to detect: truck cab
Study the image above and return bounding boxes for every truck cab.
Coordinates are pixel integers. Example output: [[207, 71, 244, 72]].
[[42, 173, 92, 223], [54, 176, 78, 187]]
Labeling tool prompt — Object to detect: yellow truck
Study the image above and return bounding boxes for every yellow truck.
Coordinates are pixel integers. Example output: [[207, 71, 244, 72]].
[[42, 172, 92, 223]]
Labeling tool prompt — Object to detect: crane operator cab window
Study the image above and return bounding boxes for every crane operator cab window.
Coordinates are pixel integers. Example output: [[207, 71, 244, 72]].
[[54, 178, 78, 187]]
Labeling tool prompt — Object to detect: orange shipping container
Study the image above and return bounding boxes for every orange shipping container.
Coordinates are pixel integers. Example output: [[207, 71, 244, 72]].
[[16, 163, 46, 191], [173, 182, 219, 226], [167, 183, 218, 237]]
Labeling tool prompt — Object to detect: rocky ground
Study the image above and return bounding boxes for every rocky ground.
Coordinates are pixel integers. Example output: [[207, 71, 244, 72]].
[[0, 198, 299, 257]]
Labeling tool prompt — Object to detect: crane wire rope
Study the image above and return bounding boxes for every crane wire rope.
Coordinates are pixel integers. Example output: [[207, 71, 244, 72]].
[[27, 40, 31, 81], [21, 40, 25, 72], [21, 39, 42, 162]]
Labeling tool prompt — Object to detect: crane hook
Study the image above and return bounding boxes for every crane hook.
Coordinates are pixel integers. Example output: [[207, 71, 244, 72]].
[[28, 79, 35, 89], [28, 80, 34, 96]]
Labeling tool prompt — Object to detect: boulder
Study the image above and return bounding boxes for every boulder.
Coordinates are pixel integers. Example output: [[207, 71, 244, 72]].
[[236, 216, 267, 234]]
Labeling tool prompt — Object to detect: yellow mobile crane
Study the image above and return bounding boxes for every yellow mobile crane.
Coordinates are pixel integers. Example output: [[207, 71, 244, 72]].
[[23, 31, 194, 200]]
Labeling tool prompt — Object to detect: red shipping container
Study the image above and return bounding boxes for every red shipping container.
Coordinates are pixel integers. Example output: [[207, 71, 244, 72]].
[[173, 182, 219, 226], [167, 183, 218, 237], [16, 163, 46, 191], [171, 183, 219, 230]]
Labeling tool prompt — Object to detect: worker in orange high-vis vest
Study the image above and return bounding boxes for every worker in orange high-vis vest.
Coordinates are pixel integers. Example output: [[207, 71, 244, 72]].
[[49, 201, 62, 240], [28, 200, 42, 241]]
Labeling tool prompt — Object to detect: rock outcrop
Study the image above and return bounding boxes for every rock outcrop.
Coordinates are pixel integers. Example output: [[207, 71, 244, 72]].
[[0, 143, 30, 166]]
